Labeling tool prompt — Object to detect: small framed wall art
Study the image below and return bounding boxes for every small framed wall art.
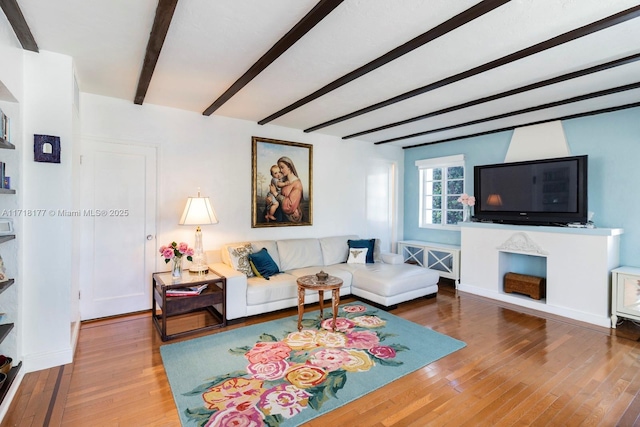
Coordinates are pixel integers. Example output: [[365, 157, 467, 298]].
[[34, 134, 61, 163]]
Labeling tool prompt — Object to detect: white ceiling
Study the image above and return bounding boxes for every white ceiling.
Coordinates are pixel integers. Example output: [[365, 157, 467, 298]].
[[10, 0, 640, 148]]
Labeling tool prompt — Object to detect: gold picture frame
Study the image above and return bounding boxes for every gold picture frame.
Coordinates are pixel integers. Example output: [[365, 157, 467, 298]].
[[252, 136, 312, 228]]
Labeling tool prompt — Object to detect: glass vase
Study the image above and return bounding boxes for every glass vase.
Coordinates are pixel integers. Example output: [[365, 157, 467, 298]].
[[463, 205, 472, 222], [171, 257, 183, 279]]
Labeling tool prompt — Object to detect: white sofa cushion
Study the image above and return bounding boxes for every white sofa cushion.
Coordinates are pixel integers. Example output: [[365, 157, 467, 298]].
[[351, 263, 439, 296], [277, 238, 324, 271], [319, 235, 358, 265], [246, 274, 298, 305]]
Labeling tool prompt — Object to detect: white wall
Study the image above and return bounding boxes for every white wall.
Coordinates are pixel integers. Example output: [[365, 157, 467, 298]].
[[80, 94, 404, 268], [21, 51, 75, 371]]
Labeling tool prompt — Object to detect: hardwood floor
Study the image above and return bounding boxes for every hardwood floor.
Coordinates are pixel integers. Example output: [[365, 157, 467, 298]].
[[3, 282, 640, 426]]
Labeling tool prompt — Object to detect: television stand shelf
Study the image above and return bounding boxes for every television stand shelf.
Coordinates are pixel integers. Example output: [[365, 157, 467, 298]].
[[459, 222, 622, 328]]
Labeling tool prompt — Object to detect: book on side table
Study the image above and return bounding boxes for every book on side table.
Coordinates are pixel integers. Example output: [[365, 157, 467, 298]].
[[166, 283, 208, 297]]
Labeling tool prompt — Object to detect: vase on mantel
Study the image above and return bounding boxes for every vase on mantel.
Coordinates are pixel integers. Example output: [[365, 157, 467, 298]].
[[172, 257, 183, 279], [462, 205, 472, 223]]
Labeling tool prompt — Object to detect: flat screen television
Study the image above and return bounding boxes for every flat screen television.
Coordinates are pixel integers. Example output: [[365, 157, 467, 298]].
[[473, 155, 588, 226]]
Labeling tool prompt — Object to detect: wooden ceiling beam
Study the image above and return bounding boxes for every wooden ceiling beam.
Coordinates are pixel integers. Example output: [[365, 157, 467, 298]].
[[375, 82, 640, 144], [402, 101, 640, 150], [305, 4, 640, 133], [344, 52, 640, 140], [202, 0, 344, 116], [134, 0, 179, 105], [0, 0, 38, 52], [258, 0, 510, 125]]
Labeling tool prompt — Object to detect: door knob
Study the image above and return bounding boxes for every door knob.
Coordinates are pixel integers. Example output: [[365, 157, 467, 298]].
[[147, 235, 154, 241]]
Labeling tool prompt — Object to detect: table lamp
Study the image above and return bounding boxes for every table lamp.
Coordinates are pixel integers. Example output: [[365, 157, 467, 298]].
[[179, 189, 218, 273]]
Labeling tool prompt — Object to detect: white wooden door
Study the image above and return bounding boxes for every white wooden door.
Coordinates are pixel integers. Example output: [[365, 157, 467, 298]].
[[80, 140, 157, 320]]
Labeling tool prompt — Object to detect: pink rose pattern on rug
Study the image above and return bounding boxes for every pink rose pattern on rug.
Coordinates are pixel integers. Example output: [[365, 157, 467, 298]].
[[183, 304, 408, 426]]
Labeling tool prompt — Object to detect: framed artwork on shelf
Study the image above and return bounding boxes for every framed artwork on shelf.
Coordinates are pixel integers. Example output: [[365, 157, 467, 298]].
[[0, 254, 5, 282], [251, 136, 312, 228], [0, 218, 13, 235], [0, 108, 9, 142]]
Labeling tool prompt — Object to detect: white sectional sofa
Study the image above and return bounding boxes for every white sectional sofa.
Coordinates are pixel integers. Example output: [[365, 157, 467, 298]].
[[206, 235, 440, 321]]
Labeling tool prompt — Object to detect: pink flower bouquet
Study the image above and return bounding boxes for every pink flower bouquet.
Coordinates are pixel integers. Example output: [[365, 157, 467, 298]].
[[159, 241, 194, 263], [457, 193, 476, 206]]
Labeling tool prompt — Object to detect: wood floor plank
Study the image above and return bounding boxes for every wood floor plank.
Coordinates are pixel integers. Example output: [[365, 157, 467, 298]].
[[45, 364, 73, 427], [600, 359, 640, 425], [22, 369, 56, 424], [565, 348, 640, 425], [616, 388, 640, 426], [4, 284, 640, 426]]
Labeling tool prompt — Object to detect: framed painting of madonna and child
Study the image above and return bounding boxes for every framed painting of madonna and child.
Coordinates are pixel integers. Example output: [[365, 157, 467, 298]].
[[251, 136, 313, 228]]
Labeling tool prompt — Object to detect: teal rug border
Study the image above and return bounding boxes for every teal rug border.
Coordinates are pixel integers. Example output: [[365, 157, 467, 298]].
[[160, 303, 466, 426]]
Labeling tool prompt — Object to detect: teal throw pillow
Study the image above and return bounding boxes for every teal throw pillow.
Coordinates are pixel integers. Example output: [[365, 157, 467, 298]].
[[347, 239, 375, 263], [248, 248, 280, 280]]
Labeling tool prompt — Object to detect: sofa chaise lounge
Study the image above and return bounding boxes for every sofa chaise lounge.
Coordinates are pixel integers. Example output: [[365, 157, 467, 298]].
[[206, 235, 440, 321]]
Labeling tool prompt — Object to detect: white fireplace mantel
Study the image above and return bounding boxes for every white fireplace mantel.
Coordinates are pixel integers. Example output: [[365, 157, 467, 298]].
[[459, 222, 623, 327]]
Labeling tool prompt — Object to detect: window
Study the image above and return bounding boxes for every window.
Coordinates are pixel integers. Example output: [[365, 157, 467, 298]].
[[416, 155, 465, 227]]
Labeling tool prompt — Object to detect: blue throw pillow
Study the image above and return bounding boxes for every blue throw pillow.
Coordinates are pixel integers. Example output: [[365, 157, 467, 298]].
[[347, 239, 375, 263], [248, 248, 280, 280]]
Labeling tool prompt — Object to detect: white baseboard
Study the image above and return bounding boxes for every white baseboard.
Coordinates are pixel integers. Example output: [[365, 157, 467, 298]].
[[21, 347, 73, 373], [458, 283, 611, 328]]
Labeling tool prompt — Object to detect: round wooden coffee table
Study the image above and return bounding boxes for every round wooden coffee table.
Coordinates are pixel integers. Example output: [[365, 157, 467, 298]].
[[296, 274, 343, 331]]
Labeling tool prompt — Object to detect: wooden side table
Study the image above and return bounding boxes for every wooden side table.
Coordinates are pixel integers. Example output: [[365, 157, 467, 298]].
[[296, 275, 343, 331], [152, 271, 226, 341]]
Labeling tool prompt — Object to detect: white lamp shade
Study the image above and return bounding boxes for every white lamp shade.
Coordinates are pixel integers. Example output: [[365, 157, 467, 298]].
[[179, 197, 218, 225]]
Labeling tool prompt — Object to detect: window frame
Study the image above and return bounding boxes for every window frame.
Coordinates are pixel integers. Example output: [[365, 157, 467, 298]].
[[415, 154, 466, 230]]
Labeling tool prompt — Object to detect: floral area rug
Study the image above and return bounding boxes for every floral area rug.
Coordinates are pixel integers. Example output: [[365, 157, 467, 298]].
[[160, 302, 466, 426]]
